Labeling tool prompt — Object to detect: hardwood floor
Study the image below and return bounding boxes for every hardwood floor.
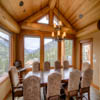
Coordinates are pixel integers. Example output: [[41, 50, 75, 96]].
[[7, 87, 100, 100]]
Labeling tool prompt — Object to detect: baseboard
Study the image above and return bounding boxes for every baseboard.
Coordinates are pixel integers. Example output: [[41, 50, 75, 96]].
[[91, 83, 100, 90]]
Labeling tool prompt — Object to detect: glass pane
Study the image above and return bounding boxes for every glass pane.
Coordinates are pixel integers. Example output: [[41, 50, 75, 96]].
[[53, 16, 59, 25], [63, 40, 73, 65], [37, 15, 49, 24], [82, 44, 91, 64], [24, 37, 40, 67], [0, 31, 10, 76], [44, 38, 58, 66]]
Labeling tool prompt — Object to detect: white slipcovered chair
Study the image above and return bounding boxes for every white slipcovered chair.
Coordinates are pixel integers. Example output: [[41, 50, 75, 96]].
[[65, 69, 81, 100], [44, 61, 50, 71], [55, 61, 61, 70], [82, 62, 91, 72], [47, 72, 61, 100], [32, 61, 40, 72], [80, 68, 93, 100], [63, 60, 69, 69], [23, 75, 40, 100], [9, 67, 23, 100]]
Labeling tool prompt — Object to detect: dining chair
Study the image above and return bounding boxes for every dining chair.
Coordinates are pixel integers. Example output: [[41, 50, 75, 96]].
[[63, 60, 69, 69], [82, 62, 91, 72], [80, 68, 93, 100], [32, 61, 40, 72], [44, 61, 50, 71], [47, 72, 61, 100], [23, 75, 40, 100], [55, 60, 61, 70], [65, 69, 81, 100], [8, 66, 23, 100]]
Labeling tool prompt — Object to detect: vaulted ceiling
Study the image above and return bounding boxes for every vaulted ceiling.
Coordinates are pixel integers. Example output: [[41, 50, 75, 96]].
[[0, 0, 100, 34]]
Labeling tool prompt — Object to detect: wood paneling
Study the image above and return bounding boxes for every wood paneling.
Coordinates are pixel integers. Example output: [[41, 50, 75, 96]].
[[22, 7, 50, 23], [0, 0, 48, 21], [49, 0, 57, 10]]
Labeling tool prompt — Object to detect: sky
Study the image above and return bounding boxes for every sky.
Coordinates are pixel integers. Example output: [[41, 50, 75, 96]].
[[24, 37, 53, 50], [0, 32, 9, 40]]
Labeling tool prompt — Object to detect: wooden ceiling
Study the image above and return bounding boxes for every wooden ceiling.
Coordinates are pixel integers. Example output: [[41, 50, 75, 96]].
[[0, 0, 100, 34]]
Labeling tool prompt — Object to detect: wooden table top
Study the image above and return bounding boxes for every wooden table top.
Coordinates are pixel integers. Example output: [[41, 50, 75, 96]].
[[24, 68, 74, 87]]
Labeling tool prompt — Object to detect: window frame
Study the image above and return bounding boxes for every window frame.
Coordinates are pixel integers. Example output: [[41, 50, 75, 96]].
[[61, 39, 74, 67], [0, 28, 11, 77], [24, 36, 41, 68], [44, 38, 58, 68], [80, 38, 93, 70]]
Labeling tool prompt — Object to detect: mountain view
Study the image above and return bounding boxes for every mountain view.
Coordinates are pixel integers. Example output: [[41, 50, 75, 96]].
[[0, 39, 9, 75]]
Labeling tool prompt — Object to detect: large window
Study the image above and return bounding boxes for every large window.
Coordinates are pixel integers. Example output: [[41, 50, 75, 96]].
[[24, 37, 40, 67], [0, 30, 10, 76], [62, 40, 73, 65], [44, 38, 58, 66]]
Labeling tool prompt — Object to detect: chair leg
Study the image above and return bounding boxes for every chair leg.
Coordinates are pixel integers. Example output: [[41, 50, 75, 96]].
[[88, 89, 90, 100], [12, 92, 14, 100], [80, 93, 82, 100]]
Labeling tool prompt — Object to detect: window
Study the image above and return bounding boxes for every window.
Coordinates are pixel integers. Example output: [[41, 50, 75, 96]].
[[53, 16, 59, 25], [24, 37, 40, 67], [62, 40, 73, 65], [44, 38, 58, 67], [80, 39, 93, 70], [0, 30, 10, 76], [82, 44, 91, 63], [37, 15, 49, 24]]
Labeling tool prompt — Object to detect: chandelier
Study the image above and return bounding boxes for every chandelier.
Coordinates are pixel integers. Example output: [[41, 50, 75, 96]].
[[52, 21, 66, 41]]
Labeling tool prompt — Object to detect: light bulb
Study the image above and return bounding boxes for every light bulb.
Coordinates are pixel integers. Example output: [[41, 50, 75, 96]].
[[63, 32, 66, 37], [57, 31, 60, 36], [52, 32, 54, 37], [54, 24, 56, 28], [59, 21, 62, 26]]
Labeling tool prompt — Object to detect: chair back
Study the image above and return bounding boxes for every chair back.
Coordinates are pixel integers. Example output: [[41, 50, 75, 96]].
[[55, 61, 61, 70], [82, 62, 91, 72], [81, 68, 93, 88], [68, 69, 81, 92], [63, 60, 69, 69], [47, 72, 61, 98], [32, 61, 40, 72], [44, 61, 50, 71], [23, 75, 40, 100], [9, 66, 19, 87]]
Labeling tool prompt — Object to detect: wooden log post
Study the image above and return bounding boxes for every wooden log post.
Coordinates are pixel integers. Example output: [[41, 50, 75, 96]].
[[0, 6, 20, 33], [76, 20, 100, 38]]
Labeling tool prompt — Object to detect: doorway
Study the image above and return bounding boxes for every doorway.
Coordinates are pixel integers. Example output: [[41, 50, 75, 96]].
[[80, 39, 93, 70]]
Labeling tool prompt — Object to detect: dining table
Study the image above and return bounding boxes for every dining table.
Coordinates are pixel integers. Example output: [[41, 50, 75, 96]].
[[24, 68, 74, 87]]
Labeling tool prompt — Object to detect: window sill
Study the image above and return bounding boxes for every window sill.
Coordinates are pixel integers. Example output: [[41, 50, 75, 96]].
[[0, 73, 9, 85]]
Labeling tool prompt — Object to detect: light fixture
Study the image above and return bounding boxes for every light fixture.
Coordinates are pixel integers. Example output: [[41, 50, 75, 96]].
[[51, 0, 67, 41], [52, 21, 67, 41]]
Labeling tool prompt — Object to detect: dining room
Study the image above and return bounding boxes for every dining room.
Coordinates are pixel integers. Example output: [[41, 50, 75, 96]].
[[0, 0, 100, 100]]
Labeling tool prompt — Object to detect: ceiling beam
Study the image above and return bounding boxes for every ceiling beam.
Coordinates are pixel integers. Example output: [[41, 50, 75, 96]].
[[49, 0, 57, 10], [0, 6, 20, 33], [49, 10, 53, 25], [53, 8, 76, 33], [76, 20, 100, 38], [21, 22, 75, 34], [21, 23, 55, 32], [22, 7, 50, 24]]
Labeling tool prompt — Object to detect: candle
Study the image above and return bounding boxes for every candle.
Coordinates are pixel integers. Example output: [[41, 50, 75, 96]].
[[52, 32, 54, 37], [57, 31, 60, 36]]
